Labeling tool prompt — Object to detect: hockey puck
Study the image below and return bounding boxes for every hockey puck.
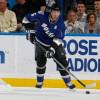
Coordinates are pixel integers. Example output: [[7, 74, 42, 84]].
[[86, 91, 90, 94]]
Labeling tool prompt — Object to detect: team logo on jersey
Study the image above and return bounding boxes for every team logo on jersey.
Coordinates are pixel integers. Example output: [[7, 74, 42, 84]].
[[54, 25, 57, 30], [41, 23, 55, 38]]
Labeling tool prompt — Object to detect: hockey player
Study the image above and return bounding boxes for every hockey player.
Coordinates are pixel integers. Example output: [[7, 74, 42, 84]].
[[23, 4, 75, 89]]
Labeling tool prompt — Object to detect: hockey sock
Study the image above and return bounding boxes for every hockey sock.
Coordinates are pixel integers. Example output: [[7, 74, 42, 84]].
[[36, 74, 44, 86], [62, 75, 74, 88], [59, 70, 75, 89], [36, 66, 46, 86]]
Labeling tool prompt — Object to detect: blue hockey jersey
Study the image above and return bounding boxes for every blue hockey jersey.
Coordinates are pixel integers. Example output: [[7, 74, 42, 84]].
[[23, 11, 65, 46]]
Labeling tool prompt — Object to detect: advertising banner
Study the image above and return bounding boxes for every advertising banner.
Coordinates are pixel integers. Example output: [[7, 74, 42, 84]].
[[0, 33, 100, 80]]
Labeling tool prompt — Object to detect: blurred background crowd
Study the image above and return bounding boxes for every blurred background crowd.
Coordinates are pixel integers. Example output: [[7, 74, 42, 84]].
[[0, 0, 100, 34]]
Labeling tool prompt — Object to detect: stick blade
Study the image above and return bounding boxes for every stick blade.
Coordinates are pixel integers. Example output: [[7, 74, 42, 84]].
[[86, 82, 96, 89]]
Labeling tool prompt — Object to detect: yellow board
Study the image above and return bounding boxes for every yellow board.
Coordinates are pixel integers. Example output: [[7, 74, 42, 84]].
[[2, 78, 100, 89]]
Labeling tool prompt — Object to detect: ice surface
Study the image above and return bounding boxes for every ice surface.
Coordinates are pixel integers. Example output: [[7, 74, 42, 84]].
[[0, 87, 100, 100]]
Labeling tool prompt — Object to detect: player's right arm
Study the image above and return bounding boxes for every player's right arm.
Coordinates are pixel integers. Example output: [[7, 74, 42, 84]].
[[22, 11, 44, 43], [22, 11, 44, 29]]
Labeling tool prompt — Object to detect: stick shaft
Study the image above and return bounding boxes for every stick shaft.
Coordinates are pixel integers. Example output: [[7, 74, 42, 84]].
[[52, 57, 86, 88]]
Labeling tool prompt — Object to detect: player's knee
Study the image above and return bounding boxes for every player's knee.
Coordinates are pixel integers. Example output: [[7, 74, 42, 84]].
[[37, 59, 46, 67], [56, 59, 68, 70], [55, 53, 67, 64]]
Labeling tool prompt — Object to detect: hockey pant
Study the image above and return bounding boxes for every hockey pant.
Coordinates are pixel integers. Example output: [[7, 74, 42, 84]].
[[35, 42, 73, 87]]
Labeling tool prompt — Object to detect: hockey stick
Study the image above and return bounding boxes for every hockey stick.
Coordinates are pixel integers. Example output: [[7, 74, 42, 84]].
[[35, 41, 96, 89]]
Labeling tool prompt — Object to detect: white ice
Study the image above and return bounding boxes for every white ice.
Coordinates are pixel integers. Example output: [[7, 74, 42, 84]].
[[0, 87, 100, 100]]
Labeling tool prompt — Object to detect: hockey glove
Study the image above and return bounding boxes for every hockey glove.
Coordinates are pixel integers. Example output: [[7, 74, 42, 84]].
[[26, 30, 36, 44], [52, 38, 64, 49], [45, 47, 55, 58]]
